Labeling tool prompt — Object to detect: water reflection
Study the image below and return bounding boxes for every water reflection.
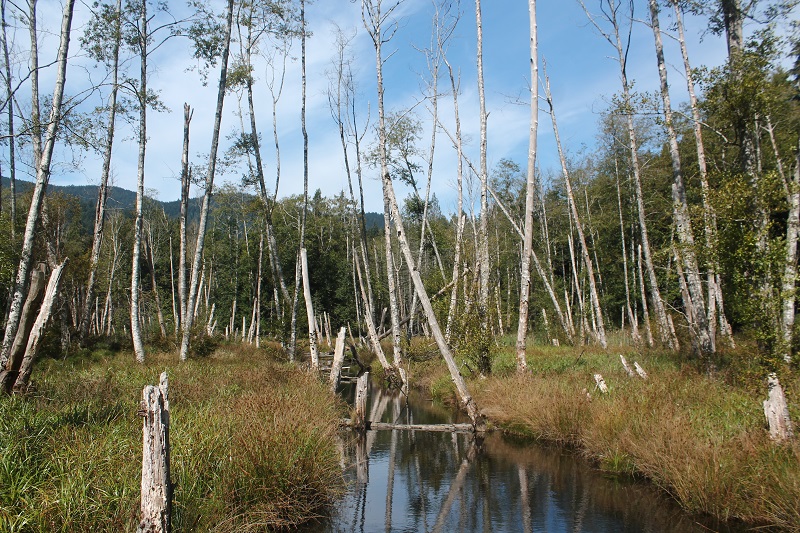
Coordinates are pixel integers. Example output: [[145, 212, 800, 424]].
[[317, 385, 738, 533]]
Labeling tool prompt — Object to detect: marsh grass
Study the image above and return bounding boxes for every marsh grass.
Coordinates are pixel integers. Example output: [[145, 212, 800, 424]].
[[0, 342, 345, 532], [469, 342, 800, 530]]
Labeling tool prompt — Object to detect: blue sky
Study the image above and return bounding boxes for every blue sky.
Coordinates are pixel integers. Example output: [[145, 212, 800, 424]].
[[31, 0, 791, 214]]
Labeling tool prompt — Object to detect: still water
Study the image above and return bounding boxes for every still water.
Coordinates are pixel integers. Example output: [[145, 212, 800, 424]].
[[314, 383, 739, 533]]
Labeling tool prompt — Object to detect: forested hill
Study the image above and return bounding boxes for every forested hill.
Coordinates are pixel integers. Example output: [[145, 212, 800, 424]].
[[1, 176, 383, 233]]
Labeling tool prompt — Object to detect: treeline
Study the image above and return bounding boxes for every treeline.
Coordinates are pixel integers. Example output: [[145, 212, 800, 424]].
[[0, 0, 799, 398]]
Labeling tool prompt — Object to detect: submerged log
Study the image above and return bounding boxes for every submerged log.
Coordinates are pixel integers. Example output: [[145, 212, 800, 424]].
[[763, 373, 794, 442], [137, 372, 171, 533]]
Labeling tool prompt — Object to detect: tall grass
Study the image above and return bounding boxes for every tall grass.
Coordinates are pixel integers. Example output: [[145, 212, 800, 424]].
[[466, 343, 800, 530], [0, 343, 345, 532]]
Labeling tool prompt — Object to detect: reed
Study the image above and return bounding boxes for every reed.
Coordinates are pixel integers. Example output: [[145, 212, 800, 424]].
[[0, 343, 345, 532]]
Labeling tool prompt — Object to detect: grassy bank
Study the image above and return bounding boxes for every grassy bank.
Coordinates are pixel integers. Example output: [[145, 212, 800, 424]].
[[0, 343, 345, 532], [407, 337, 800, 531]]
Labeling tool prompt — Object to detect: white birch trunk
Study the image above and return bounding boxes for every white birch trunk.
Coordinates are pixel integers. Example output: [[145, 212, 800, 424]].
[[300, 248, 319, 368], [0, 0, 75, 367], [180, 0, 233, 361], [515, 0, 538, 373], [14, 260, 68, 392]]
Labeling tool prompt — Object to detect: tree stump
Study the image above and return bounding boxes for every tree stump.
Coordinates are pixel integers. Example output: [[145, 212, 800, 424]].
[[354, 372, 369, 430], [329, 327, 346, 392], [137, 372, 171, 533], [593, 373, 609, 394], [763, 373, 794, 442], [619, 354, 634, 377]]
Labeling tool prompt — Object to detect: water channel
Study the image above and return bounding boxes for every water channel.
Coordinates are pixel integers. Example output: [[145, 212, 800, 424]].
[[312, 382, 742, 533]]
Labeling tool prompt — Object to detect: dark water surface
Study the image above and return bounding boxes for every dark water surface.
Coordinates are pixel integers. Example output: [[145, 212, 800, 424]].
[[312, 384, 741, 533]]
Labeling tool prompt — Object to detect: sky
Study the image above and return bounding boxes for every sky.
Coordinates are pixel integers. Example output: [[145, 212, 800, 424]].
[[18, 0, 795, 214]]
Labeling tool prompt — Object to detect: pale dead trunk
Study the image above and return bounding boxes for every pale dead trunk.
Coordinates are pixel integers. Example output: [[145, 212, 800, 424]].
[[581, 0, 674, 350], [475, 0, 491, 350], [0, 263, 45, 393], [763, 373, 794, 442], [300, 248, 319, 368], [79, 0, 122, 342], [515, 0, 539, 373], [637, 245, 654, 347], [0, 0, 75, 367], [137, 372, 171, 533], [444, 58, 465, 344], [14, 260, 68, 392], [178, 104, 192, 331], [146, 225, 167, 339], [780, 142, 800, 363], [616, 162, 640, 343], [180, 0, 233, 361], [383, 195, 403, 366], [1, 0, 15, 238], [649, 0, 713, 357], [671, 1, 731, 344], [130, 0, 149, 363], [329, 327, 347, 392], [364, 0, 482, 427], [544, 70, 606, 348]]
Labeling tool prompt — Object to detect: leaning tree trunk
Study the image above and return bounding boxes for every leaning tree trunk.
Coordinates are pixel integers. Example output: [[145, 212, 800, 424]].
[[13, 260, 67, 393], [671, 1, 731, 345], [364, 0, 482, 428], [179, 0, 233, 361], [515, 0, 538, 373], [79, 0, 122, 342], [0, 263, 45, 393], [0, 0, 75, 368], [544, 70, 606, 348], [649, 0, 713, 357], [582, 0, 675, 349]]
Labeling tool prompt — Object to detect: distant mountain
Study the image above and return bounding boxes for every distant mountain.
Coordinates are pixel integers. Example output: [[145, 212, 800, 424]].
[[1, 176, 384, 233]]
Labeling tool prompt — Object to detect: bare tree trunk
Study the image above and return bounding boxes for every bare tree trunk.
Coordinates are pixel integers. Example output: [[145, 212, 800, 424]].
[[178, 104, 192, 332], [444, 57, 465, 344], [649, 0, 713, 358], [180, 0, 233, 361], [1, 0, 15, 238], [780, 142, 800, 363], [300, 248, 319, 367], [616, 162, 640, 343], [130, 0, 149, 363], [544, 70, 606, 348], [146, 225, 167, 339], [638, 244, 654, 347], [79, 0, 122, 343], [515, 0, 538, 373], [581, 0, 674, 349], [1, 263, 45, 393], [363, 0, 482, 427], [475, 0, 491, 364], [0, 0, 75, 367], [13, 260, 67, 392], [137, 372, 171, 533], [671, 1, 732, 346]]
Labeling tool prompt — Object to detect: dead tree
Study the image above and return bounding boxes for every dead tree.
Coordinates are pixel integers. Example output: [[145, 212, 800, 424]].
[[137, 372, 171, 533]]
